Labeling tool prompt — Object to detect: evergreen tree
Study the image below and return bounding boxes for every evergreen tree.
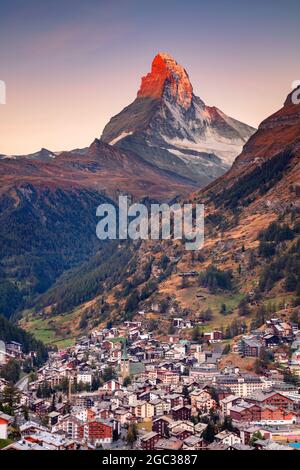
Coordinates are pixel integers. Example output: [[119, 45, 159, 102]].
[[126, 423, 138, 448], [0, 359, 21, 384], [250, 430, 264, 446], [238, 298, 251, 317], [102, 366, 116, 382], [222, 416, 235, 432], [220, 304, 227, 315], [2, 384, 20, 409], [202, 422, 216, 443], [123, 376, 131, 387]]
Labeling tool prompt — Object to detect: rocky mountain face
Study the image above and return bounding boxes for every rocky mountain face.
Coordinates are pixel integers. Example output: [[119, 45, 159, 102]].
[[101, 53, 256, 186], [197, 86, 300, 207]]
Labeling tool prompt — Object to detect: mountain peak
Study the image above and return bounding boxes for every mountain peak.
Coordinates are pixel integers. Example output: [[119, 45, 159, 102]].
[[137, 52, 193, 109], [101, 55, 256, 184]]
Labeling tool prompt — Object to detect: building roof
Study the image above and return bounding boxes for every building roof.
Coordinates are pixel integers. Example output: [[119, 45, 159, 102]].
[[221, 394, 239, 404], [231, 443, 254, 450], [183, 435, 202, 446], [141, 431, 159, 442], [206, 442, 230, 450], [155, 437, 183, 450], [172, 404, 191, 412], [0, 411, 13, 423]]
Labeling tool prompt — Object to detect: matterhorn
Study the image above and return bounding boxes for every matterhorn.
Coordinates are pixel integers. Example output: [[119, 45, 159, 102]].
[[101, 53, 255, 186]]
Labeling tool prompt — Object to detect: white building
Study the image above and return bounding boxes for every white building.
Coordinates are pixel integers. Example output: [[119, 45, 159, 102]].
[[215, 430, 242, 446], [77, 372, 92, 386]]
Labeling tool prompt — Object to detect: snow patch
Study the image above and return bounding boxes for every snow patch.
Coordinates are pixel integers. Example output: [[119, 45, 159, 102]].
[[109, 131, 133, 146], [167, 148, 215, 167], [2, 155, 16, 160], [163, 131, 243, 165]]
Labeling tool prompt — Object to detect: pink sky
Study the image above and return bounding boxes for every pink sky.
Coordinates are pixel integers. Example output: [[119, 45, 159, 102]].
[[0, 0, 299, 155]]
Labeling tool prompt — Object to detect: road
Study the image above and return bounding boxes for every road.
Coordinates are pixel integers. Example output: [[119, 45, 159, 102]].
[[16, 375, 29, 391]]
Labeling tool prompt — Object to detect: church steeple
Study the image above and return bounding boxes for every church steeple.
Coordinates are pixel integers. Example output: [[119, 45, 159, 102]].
[[120, 339, 130, 381]]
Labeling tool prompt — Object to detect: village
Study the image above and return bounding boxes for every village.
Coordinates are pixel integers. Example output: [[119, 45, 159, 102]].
[[1, 315, 300, 452]]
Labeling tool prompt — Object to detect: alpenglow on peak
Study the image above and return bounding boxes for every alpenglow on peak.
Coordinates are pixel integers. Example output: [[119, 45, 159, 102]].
[[101, 53, 256, 186], [137, 52, 193, 109]]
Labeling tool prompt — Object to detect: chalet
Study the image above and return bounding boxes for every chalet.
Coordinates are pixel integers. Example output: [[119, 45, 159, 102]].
[[190, 389, 216, 413], [102, 380, 121, 392], [2, 440, 47, 451], [230, 402, 297, 424], [6, 341, 22, 355], [170, 427, 193, 441], [71, 390, 110, 408], [273, 322, 293, 339], [178, 271, 198, 277], [31, 398, 47, 415], [131, 400, 154, 419], [230, 443, 254, 451], [182, 435, 203, 450], [152, 416, 173, 437], [164, 393, 183, 408], [274, 350, 289, 364], [48, 411, 60, 426], [206, 442, 230, 451], [124, 321, 142, 329], [73, 407, 95, 422], [194, 422, 207, 437], [245, 391, 294, 411], [113, 408, 132, 425], [140, 431, 160, 450], [263, 334, 280, 347], [157, 369, 180, 385], [149, 398, 169, 416], [204, 331, 223, 343], [53, 415, 83, 440], [252, 439, 294, 451], [230, 402, 261, 422], [240, 338, 262, 357], [154, 436, 183, 451], [220, 395, 240, 416], [215, 430, 241, 446], [171, 405, 191, 421], [239, 425, 270, 445], [173, 318, 193, 329], [20, 421, 48, 437], [83, 419, 113, 445], [169, 420, 194, 435], [0, 378, 8, 392]]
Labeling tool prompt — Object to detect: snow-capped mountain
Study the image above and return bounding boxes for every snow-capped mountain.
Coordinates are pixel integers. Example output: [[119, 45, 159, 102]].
[[101, 53, 256, 186]]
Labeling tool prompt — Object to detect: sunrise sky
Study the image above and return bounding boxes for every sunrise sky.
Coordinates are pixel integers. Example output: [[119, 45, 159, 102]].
[[0, 0, 299, 155]]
